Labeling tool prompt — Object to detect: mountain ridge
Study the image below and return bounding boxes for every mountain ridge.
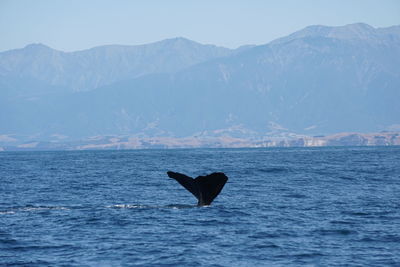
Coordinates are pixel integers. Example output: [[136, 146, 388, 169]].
[[0, 37, 235, 91], [1, 23, 399, 146]]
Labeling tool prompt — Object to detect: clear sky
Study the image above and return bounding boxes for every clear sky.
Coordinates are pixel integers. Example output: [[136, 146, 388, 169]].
[[0, 0, 399, 52]]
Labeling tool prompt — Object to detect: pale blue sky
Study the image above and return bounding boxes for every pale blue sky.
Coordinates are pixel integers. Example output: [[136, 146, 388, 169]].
[[0, 0, 399, 52]]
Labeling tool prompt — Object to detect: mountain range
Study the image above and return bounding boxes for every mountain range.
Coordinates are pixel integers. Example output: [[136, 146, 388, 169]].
[[1, 23, 400, 148]]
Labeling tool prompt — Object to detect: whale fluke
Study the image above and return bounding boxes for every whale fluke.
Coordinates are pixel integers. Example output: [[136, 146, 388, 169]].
[[167, 171, 228, 206]]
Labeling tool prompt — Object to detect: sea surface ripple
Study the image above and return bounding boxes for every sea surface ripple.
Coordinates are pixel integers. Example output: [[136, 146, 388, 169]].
[[1, 147, 400, 266]]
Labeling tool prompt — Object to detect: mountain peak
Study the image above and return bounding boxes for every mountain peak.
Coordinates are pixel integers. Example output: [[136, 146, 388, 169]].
[[168, 37, 193, 42], [159, 37, 203, 47], [343, 22, 375, 30], [269, 23, 400, 45], [24, 43, 53, 51], [328, 23, 376, 40]]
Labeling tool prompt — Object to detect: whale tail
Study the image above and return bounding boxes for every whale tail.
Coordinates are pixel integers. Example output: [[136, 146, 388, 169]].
[[167, 171, 228, 206]]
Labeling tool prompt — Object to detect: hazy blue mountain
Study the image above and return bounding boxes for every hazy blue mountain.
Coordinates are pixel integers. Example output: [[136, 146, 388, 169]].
[[271, 23, 399, 43], [1, 23, 400, 142], [0, 38, 232, 92]]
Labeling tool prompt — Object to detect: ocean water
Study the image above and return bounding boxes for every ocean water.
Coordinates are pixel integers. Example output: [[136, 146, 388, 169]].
[[1, 147, 400, 266]]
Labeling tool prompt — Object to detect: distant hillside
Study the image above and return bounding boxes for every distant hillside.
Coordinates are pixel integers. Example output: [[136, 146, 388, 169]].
[[1, 23, 400, 144], [1, 132, 398, 151]]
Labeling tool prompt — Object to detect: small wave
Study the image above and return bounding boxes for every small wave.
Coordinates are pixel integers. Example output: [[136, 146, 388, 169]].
[[257, 167, 289, 173], [165, 204, 198, 209], [342, 211, 370, 216], [20, 206, 69, 212], [284, 193, 307, 199], [338, 175, 356, 181], [329, 220, 355, 225], [0, 211, 15, 215], [293, 252, 325, 258], [0, 237, 18, 244], [249, 232, 281, 239], [107, 204, 197, 209], [4, 244, 74, 251], [253, 242, 280, 249], [0, 206, 69, 215], [106, 204, 149, 209], [20, 206, 69, 211], [315, 229, 356, 236], [359, 235, 400, 243]]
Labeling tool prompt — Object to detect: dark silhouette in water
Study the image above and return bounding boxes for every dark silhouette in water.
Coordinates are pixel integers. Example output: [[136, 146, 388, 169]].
[[167, 171, 228, 206]]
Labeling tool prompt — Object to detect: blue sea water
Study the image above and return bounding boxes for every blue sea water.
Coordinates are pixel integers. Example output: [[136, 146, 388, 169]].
[[1, 147, 400, 266]]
